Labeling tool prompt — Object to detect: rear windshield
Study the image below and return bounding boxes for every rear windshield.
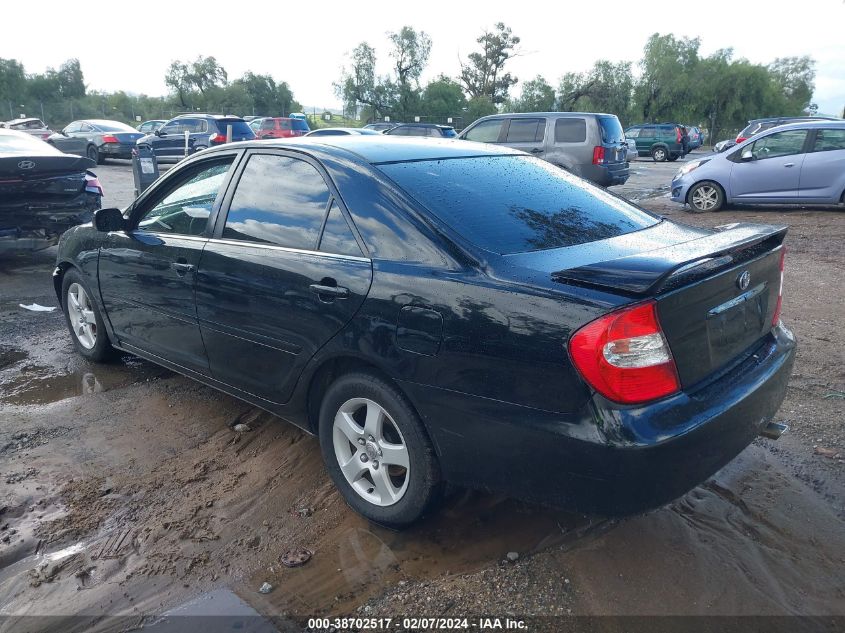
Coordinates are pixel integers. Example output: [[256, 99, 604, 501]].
[[379, 155, 657, 254], [93, 121, 137, 132], [0, 131, 56, 153], [217, 120, 253, 136], [598, 116, 624, 143], [292, 119, 310, 131]]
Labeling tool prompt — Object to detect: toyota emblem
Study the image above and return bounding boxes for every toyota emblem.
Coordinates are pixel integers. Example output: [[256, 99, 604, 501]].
[[737, 270, 751, 291], [17, 160, 35, 170]]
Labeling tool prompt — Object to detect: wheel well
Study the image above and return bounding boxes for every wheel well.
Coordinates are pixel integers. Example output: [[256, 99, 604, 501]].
[[686, 180, 725, 204], [650, 143, 669, 152], [305, 356, 405, 434], [53, 261, 76, 305]]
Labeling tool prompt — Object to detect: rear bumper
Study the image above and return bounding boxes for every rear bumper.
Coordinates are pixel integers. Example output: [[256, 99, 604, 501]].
[[583, 162, 630, 187], [0, 193, 99, 252], [402, 323, 796, 514], [100, 143, 134, 159]]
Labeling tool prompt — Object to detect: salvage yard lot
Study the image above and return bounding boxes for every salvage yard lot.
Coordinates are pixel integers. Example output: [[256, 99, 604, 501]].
[[1, 154, 843, 629]]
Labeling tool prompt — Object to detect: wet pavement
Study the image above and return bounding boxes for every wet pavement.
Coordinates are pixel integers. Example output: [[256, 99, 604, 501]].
[[1, 156, 843, 630]]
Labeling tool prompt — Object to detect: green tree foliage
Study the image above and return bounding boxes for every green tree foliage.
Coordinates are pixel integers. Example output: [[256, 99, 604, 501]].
[[335, 42, 396, 119], [234, 72, 300, 116], [388, 26, 432, 120], [459, 23, 521, 104], [509, 75, 555, 112], [558, 61, 633, 118], [419, 75, 467, 120], [634, 34, 701, 123]]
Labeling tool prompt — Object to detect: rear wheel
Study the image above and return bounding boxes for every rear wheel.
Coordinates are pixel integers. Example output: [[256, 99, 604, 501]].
[[688, 181, 725, 212], [651, 146, 668, 162], [86, 145, 100, 164], [319, 372, 441, 528], [667, 153, 679, 162], [61, 269, 114, 362]]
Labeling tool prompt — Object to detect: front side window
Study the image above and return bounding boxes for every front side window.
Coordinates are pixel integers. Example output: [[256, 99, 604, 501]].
[[64, 122, 82, 134], [137, 159, 234, 236], [464, 119, 503, 143], [223, 154, 331, 249], [812, 129, 845, 152], [750, 130, 808, 160], [555, 118, 587, 143], [625, 127, 641, 138], [506, 118, 545, 143], [160, 120, 183, 135]]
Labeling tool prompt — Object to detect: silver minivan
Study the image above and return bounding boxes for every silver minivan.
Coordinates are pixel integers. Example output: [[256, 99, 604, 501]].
[[458, 112, 629, 187]]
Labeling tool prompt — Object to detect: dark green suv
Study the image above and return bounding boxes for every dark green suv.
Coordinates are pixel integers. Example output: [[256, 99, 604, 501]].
[[624, 123, 686, 162]]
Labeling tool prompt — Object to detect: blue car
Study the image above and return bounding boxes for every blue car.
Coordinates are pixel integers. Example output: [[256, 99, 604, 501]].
[[672, 120, 845, 212]]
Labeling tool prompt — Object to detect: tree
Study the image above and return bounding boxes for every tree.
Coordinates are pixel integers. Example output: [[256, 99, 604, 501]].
[[0, 58, 27, 103], [165, 61, 191, 107], [189, 56, 227, 94], [768, 56, 815, 114], [234, 72, 300, 116], [511, 75, 555, 112], [419, 75, 467, 120], [459, 22, 520, 104], [335, 42, 396, 120], [633, 33, 700, 122], [55, 59, 85, 99], [558, 61, 633, 121], [388, 26, 432, 120]]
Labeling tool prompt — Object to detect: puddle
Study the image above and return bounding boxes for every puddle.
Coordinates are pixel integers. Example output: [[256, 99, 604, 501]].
[[248, 489, 602, 616], [0, 348, 168, 405]]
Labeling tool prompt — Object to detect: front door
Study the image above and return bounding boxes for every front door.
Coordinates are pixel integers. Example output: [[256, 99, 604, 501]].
[[729, 129, 808, 201], [153, 119, 189, 159], [98, 155, 238, 374], [195, 151, 372, 404]]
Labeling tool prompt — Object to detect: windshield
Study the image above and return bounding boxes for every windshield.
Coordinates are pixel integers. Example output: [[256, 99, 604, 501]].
[[218, 120, 254, 136], [379, 155, 658, 254], [0, 131, 59, 153]]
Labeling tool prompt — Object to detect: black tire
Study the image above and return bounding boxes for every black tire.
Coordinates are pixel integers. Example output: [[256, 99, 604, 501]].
[[61, 268, 114, 362], [651, 146, 668, 162], [667, 153, 679, 162], [319, 372, 442, 528], [86, 144, 101, 164], [687, 181, 725, 212]]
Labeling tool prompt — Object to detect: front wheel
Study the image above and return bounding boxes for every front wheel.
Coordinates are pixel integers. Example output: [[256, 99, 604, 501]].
[[61, 269, 114, 362], [651, 146, 667, 162], [687, 181, 725, 212], [319, 372, 441, 528]]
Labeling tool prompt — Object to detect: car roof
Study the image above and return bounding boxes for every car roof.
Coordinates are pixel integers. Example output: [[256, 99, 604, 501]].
[[5, 117, 43, 125], [761, 120, 845, 131], [747, 116, 840, 124], [392, 123, 454, 129], [478, 111, 614, 120], [174, 113, 244, 120], [206, 136, 523, 165]]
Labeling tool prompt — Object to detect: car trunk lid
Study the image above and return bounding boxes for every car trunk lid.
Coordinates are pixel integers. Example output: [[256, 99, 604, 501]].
[[0, 155, 93, 200], [552, 223, 787, 388]]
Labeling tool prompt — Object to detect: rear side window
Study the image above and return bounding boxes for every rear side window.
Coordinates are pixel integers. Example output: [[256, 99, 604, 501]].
[[379, 155, 657, 254], [291, 119, 309, 131], [463, 119, 503, 143], [639, 126, 656, 138], [813, 129, 845, 152], [319, 201, 363, 257], [598, 116, 624, 143], [261, 119, 276, 130], [280, 119, 293, 130], [506, 118, 545, 143], [555, 118, 586, 143], [180, 119, 205, 133], [217, 120, 253, 136], [223, 154, 331, 249]]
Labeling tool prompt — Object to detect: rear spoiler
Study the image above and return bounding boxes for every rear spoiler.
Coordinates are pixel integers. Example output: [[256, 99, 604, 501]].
[[551, 223, 787, 296]]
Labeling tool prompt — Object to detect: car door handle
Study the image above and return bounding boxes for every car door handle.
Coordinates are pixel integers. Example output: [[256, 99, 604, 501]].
[[309, 283, 349, 299], [530, 148, 544, 153], [171, 261, 195, 276], [784, 163, 795, 168]]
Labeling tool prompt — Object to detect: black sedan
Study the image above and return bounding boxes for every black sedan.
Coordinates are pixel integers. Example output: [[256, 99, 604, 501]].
[[1, 129, 102, 253], [48, 119, 143, 164], [53, 136, 795, 526]]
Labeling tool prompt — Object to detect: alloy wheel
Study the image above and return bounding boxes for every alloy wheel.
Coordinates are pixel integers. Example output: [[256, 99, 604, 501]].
[[66, 283, 97, 349], [332, 397, 410, 507], [691, 185, 719, 211]]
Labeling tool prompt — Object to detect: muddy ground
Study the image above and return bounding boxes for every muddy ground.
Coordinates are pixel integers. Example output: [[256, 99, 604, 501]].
[[0, 154, 843, 632]]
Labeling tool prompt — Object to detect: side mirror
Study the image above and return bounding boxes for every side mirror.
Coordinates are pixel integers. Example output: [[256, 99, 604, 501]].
[[61, 130, 69, 137], [741, 148, 754, 161], [93, 207, 126, 232], [155, 129, 164, 137]]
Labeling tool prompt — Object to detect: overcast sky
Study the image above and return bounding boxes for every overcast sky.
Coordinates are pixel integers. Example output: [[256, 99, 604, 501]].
[[2, 0, 843, 117]]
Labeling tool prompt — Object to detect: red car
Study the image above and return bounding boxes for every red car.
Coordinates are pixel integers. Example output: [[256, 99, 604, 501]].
[[250, 117, 310, 139]]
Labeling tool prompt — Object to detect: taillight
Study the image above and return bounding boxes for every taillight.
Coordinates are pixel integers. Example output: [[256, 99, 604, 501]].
[[210, 133, 226, 143], [592, 146, 605, 165], [772, 247, 786, 326], [84, 174, 103, 196], [735, 136, 747, 143], [569, 300, 680, 404], [102, 134, 119, 144], [676, 128, 682, 143]]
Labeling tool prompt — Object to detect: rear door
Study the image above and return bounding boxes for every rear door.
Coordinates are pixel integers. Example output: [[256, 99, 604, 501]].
[[195, 150, 372, 403], [98, 154, 238, 373], [729, 129, 808, 201], [500, 117, 547, 157], [799, 128, 845, 202]]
